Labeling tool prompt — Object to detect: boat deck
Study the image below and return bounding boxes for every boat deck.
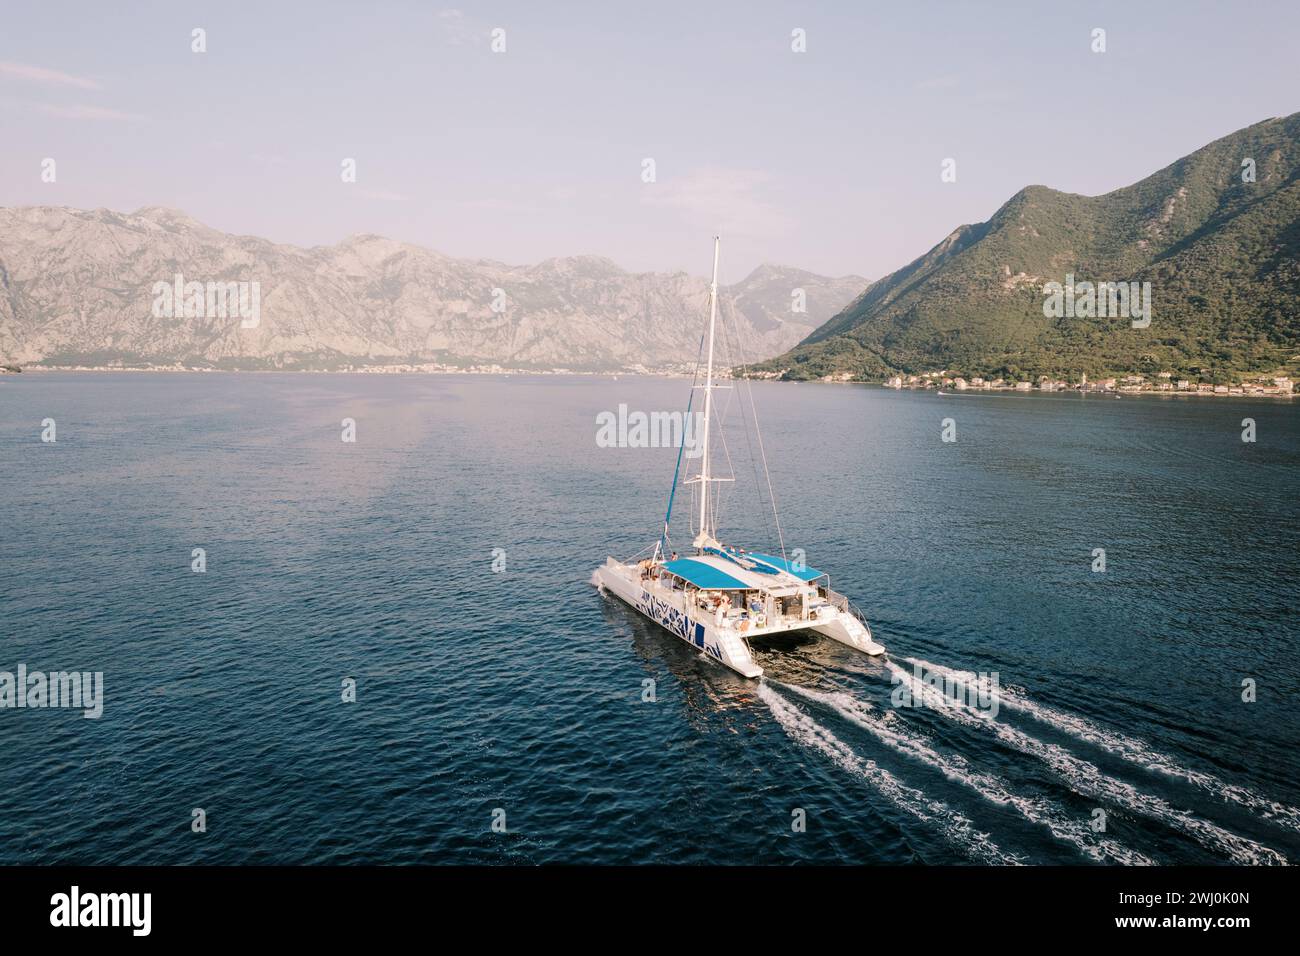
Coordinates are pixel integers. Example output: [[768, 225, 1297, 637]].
[[628, 561, 839, 638]]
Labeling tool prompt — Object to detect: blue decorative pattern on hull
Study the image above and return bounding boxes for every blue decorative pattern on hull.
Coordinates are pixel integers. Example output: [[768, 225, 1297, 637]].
[[637, 589, 709, 653]]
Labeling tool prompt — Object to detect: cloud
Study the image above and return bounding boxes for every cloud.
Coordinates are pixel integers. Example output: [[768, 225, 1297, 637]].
[[460, 197, 518, 211], [642, 167, 789, 238], [0, 61, 101, 90], [39, 103, 146, 122], [359, 189, 409, 202], [915, 74, 1012, 102], [917, 74, 961, 91], [434, 8, 473, 46]]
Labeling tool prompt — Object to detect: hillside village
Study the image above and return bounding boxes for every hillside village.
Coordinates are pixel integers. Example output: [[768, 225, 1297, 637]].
[[873, 371, 1295, 397]]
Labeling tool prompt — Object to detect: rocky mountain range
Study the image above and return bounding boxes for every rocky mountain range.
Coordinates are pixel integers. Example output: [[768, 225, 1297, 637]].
[[751, 112, 1300, 384], [0, 206, 865, 371]]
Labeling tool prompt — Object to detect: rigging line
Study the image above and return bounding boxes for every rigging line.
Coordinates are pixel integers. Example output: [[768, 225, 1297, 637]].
[[715, 410, 737, 534], [723, 298, 786, 562], [712, 293, 769, 554], [660, 377, 697, 558], [750, 375, 786, 563], [710, 326, 745, 539], [662, 324, 708, 553], [620, 539, 659, 563], [728, 310, 785, 561], [719, 298, 776, 549], [712, 315, 744, 539]]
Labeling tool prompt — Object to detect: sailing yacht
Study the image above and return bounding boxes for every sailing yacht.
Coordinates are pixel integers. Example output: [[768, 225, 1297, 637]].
[[594, 237, 885, 678]]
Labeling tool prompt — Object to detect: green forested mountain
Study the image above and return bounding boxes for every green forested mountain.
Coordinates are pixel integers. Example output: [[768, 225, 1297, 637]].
[[750, 113, 1300, 384]]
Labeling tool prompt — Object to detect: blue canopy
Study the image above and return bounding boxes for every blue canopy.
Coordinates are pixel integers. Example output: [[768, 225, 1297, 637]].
[[704, 546, 768, 574], [746, 552, 824, 582], [662, 558, 750, 590]]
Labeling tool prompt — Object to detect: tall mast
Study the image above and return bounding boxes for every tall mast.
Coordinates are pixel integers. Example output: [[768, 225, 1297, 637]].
[[697, 236, 720, 543]]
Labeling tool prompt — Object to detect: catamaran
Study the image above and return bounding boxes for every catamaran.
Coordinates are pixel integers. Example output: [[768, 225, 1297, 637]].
[[594, 237, 885, 678]]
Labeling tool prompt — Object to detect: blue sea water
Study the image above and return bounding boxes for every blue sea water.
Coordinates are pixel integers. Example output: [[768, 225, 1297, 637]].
[[1, 371, 1297, 865]]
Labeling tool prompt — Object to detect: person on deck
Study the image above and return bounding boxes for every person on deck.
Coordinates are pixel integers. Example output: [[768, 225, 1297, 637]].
[[716, 593, 732, 628]]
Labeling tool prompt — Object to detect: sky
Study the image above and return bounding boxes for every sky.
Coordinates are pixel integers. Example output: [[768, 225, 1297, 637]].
[[2, 0, 1297, 282]]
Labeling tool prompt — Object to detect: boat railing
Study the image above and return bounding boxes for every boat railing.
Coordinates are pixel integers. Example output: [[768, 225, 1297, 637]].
[[825, 587, 852, 613], [826, 587, 873, 631]]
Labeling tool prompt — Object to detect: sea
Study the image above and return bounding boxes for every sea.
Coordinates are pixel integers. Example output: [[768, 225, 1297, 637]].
[[1, 371, 1297, 865]]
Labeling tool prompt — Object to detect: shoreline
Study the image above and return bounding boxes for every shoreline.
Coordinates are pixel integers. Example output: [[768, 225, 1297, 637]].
[[2, 365, 697, 378], [4, 365, 1296, 400]]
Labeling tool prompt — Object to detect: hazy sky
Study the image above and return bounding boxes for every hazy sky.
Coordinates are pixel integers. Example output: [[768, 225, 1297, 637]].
[[2, 0, 1297, 282]]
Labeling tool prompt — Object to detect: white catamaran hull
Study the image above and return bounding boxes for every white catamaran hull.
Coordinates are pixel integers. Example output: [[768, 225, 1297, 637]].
[[595, 559, 884, 679], [596, 560, 763, 678], [809, 613, 885, 656]]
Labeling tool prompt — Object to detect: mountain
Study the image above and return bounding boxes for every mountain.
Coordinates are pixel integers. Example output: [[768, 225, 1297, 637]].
[[750, 113, 1300, 384], [727, 262, 867, 339], [0, 206, 866, 371]]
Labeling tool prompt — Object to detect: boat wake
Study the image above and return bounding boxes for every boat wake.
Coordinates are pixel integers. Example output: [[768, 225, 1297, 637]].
[[886, 659, 1290, 865], [756, 682, 1020, 864], [907, 656, 1300, 836], [775, 681, 1154, 865], [757, 647, 1297, 864]]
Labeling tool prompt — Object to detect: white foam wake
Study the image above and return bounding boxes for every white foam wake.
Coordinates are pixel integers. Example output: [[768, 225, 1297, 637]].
[[756, 682, 1020, 864], [886, 661, 1289, 865], [779, 682, 1154, 865], [909, 656, 1300, 836]]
